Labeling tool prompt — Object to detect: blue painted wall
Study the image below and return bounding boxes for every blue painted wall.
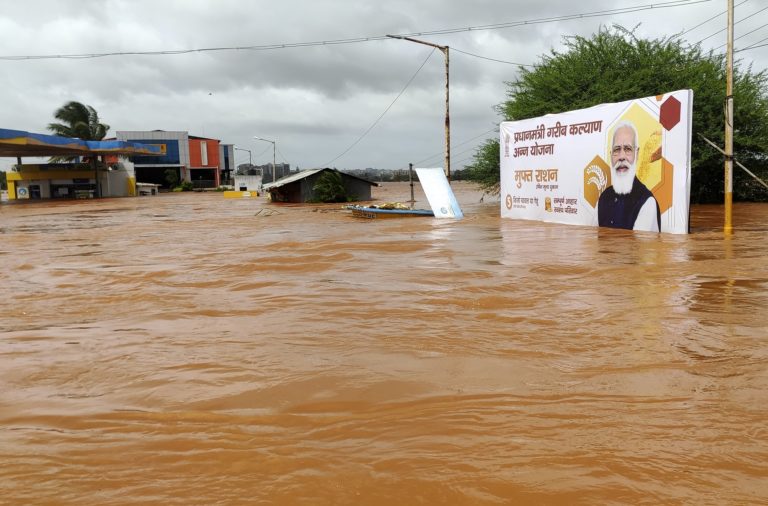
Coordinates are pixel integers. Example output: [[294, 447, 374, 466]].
[[129, 139, 181, 164]]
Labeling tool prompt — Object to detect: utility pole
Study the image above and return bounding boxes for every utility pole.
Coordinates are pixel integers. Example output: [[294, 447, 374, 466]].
[[725, 0, 734, 233], [408, 162, 415, 209], [387, 35, 451, 181]]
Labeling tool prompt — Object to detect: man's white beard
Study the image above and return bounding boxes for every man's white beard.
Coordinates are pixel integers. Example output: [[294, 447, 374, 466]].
[[611, 160, 637, 195]]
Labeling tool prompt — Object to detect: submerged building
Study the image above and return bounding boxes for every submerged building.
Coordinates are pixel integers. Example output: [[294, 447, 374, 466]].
[[263, 168, 378, 203], [115, 130, 235, 190], [1, 128, 162, 200]]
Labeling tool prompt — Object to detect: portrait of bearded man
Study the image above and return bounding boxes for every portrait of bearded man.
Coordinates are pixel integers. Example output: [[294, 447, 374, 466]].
[[597, 121, 661, 232]]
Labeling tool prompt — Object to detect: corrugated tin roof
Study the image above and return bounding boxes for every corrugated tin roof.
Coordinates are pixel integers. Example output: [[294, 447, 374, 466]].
[[262, 168, 379, 190]]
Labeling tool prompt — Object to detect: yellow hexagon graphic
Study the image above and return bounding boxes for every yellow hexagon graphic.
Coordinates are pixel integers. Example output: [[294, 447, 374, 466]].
[[606, 103, 669, 206], [583, 155, 610, 208], [653, 157, 674, 214]]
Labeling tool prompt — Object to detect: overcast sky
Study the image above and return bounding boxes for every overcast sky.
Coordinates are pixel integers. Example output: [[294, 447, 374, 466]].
[[1, 0, 766, 172]]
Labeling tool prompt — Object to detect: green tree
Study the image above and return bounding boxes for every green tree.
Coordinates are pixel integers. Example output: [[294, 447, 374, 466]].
[[47, 101, 111, 196], [464, 138, 501, 194], [312, 170, 350, 202], [48, 101, 110, 143], [464, 26, 768, 202], [165, 169, 179, 188]]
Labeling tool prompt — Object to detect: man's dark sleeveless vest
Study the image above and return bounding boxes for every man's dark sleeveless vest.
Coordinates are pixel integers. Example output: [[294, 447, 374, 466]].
[[598, 177, 660, 230]]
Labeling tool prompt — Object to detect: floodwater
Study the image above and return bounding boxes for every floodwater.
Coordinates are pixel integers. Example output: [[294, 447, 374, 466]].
[[1, 182, 766, 505]]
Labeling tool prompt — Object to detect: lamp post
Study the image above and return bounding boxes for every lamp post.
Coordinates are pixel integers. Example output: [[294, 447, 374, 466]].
[[254, 136, 276, 183], [234, 147, 252, 166], [387, 34, 450, 181]]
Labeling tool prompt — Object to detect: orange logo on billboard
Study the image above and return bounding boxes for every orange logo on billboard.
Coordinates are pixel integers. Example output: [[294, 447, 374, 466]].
[[148, 143, 167, 155], [583, 155, 610, 208]]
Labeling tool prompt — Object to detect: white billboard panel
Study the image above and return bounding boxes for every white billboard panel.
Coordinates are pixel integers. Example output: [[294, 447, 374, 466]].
[[500, 90, 692, 234], [415, 167, 464, 219]]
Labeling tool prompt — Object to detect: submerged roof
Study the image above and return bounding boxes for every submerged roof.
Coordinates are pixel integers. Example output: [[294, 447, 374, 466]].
[[0, 128, 163, 157], [262, 168, 379, 191]]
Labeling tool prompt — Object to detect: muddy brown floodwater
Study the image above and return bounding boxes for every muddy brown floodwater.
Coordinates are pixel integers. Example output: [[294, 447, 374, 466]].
[[0, 182, 766, 505]]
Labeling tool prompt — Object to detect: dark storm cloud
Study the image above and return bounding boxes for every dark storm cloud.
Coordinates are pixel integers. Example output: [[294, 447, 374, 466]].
[[0, 0, 765, 170]]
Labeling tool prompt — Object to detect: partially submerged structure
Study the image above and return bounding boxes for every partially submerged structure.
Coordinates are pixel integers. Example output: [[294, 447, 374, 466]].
[[115, 130, 235, 190], [345, 167, 463, 219], [262, 168, 378, 203], [0, 128, 162, 200]]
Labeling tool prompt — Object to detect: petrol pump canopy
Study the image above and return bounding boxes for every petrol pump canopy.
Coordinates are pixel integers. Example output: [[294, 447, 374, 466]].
[[0, 128, 163, 157]]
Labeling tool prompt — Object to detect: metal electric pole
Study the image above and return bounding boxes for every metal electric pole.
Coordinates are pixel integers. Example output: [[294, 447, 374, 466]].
[[725, 0, 734, 233], [387, 35, 451, 181]]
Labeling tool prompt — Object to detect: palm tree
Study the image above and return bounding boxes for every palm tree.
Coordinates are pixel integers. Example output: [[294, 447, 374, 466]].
[[48, 101, 110, 141], [47, 101, 110, 196]]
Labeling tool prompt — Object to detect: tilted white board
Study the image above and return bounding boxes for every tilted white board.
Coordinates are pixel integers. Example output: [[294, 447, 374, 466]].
[[415, 167, 464, 219]]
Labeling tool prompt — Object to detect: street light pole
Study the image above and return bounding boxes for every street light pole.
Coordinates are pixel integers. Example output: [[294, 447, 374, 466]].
[[254, 136, 276, 183], [387, 34, 450, 181], [234, 147, 252, 166]]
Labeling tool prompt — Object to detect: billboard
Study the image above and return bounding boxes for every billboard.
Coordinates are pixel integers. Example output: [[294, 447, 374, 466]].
[[500, 90, 692, 234], [415, 167, 464, 219]]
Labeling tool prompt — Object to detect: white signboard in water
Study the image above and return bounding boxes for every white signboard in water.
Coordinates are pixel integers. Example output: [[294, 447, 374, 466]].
[[415, 167, 464, 219], [500, 90, 693, 234]]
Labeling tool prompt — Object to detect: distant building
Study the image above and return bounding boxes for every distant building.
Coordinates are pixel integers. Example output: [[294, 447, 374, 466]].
[[234, 174, 263, 192], [115, 130, 232, 189], [220, 143, 235, 185], [262, 168, 378, 203], [255, 162, 292, 184]]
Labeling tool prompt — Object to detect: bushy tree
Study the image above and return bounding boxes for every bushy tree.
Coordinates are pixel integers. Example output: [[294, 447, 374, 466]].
[[464, 26, 768, 202], [312, 170, 350, 202], [464, 138, 500, 194]]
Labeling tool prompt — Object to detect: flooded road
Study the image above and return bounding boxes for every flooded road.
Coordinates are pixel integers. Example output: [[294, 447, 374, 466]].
[[1, 182, 766, 505]]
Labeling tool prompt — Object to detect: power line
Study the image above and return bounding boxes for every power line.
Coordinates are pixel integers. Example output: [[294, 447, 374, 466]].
[[692, 4, 768, 45], [713, 19, 768, 50], [415, 128, 497, 165], [415, 129, 498, 166], [676, 0, 749, 37], [452, 47, 536, 67], [276, 146, 290, 167], [322, 48, 437, 167], [0, 0, 710, 61], [737, 41, 768, 51], [738, 35, 768, 51]]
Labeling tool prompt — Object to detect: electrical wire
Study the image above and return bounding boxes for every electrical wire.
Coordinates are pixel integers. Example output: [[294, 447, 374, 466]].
[[414, 128, 498, 166], [736, 41, 768, 51], [713, 19, 768, 50], [276, 146, 290, 167], [0, 0, 710, 61], [676, 0, 749, 37], [451, 48, 536, 68], [738, 36, 768, 51], [322, 48, 436, 167], [692, 4, 768, 45]]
